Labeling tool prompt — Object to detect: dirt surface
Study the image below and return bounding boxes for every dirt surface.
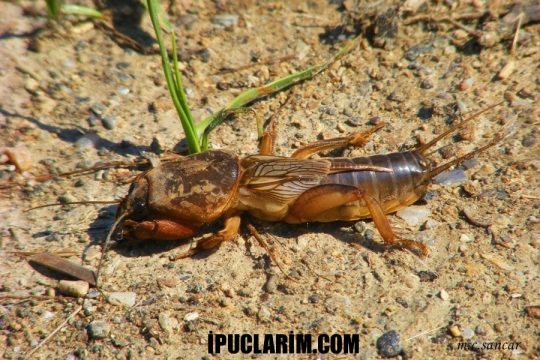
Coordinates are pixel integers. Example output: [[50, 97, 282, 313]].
[[1, 1, 539, 359]]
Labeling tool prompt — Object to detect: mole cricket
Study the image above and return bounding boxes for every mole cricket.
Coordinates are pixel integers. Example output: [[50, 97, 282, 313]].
[[103, 101, 508, 278]]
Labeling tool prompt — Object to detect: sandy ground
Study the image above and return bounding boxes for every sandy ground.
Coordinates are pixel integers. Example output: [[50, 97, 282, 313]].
[[1, 0, 539, 359]]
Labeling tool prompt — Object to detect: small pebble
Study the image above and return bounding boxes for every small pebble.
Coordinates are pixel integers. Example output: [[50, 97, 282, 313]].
[[462, 328, 474, 339], [353, 221, 366, 233], [24, 78, 39, 93], [90, 103, 106, 116], [41, 310, 55, 320], [265, 275, 278, 294], [102, 116, 117, 130], [257, 306, 271, 322], [423, 219, 439, 230], [346, 117, 362, 126], [439, 289, 449, 301], [459, 78, 473, 91], [417, 270, 437, 282], [184, 312, 199, 322], [420, 79, 433, 89], [58, 280, 89, 298], [396, 206, 431, 227], [460, 234, 474, 243], [387, 91, 403, 102], [433, 168, 466, 185], [158, 313, 176, 333], [498, 61, 515, 80], [75, 135, 96, 150], [368, 116, 382, 125], [117, 86, 130, 95], [475, 325, 487, 336], [106, 292, 136, 307], [211, 14, 239, 27], [449, 325, 461, 337], [87, 320, 110, 339], [58, 193, 77, 204], [376, 330, 402, 358], [522, 133, 536, 147], [404, 43, 433, 61]]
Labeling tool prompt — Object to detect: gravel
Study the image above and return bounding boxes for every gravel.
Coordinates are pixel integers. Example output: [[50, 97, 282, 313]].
[[376, 330, 402, 358], [87, 320, 110, 340]]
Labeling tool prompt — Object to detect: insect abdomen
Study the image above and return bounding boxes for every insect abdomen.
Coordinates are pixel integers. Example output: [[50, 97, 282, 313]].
[[323, 152, 429, 217]]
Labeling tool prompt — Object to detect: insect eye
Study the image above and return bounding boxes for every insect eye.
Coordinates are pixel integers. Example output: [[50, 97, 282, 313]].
[[130, 198, 147, 220]]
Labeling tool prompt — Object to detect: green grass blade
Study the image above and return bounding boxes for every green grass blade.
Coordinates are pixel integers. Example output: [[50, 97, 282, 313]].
[[170, 33, 196, 134], [147, 0, 200, 153], [61, 4, 102, 18], [46, 0, 61, 20], [195, 35, 361, 143]]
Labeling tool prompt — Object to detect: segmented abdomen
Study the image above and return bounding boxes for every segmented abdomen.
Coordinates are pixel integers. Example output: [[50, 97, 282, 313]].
[[323, 151, 428, 215]]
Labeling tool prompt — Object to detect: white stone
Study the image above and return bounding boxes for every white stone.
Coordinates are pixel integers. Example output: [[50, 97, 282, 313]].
[[396, 206, 432, 227], [184, 312, 199, 322], [106, 292, 136, 307]]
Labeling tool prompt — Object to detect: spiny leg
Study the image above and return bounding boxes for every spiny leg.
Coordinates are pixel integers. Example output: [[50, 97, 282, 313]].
[[284, 184, 427, 256], [362, 193, 428, 257], [246, 223, 297, 282], [291, 123, 385, 159], [170, 216, 241, 260]]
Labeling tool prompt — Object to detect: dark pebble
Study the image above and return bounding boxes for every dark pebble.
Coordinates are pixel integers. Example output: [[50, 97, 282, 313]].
[[417, 106, 433, 120], [90, 103, 106, 116], [45, 233, 61, 242], [319, 106, 337, 115], [76, 96, 90, 104], [420, 79, 434, 89], [198, 48, 210, 63], [369, 116, 382, 125], [116, 62, 130, 69], [522, 133, 536, 147], [363, 229, 375, 242], [387, 91, 403, 102], [87, 320, 110, 339], [87, 113, 100, 127], [376, 330, 402, 357], [405, 42, 433, 61], [116, 72, 131, 82], [217, 81, 229, 90], [346, 117, 362, 126], [475, 325, 487, 336], [418, 270, 438, 282]]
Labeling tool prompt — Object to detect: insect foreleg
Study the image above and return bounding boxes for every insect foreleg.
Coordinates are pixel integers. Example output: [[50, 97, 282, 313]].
[[170, 215, 242, 260]]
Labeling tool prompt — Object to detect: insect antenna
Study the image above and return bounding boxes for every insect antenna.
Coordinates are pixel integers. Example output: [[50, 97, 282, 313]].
[[95, 212, 129, 287], [25, 200, 120, 212], [424, 118, 514, 180], [416, 101, 504, 155]]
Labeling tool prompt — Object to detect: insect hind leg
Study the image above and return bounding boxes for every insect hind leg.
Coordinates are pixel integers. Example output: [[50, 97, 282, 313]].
[[362, 193, 429, 257]]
